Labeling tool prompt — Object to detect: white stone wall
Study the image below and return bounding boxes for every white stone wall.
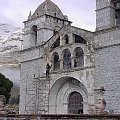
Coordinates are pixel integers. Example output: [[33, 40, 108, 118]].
[[19, 0, 120, 115], [20, 47, 44, 62], [19, 46, 46, 114], [19, 57, 45, 114], [20, 1, 95, 113], [23, 16, 45, 49], [49, 68, 95, 114], [95, 28, 120, 48], [20, 25, 94, 114], [23, 15, 70, 50], [95, 45, 120, 113], [48, 41, 95, 114], [95, 0, 120, 114]]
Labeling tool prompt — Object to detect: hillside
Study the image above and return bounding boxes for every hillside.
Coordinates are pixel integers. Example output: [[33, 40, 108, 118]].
[[0, 23, 22, 56], [0, 23, 22, 97]]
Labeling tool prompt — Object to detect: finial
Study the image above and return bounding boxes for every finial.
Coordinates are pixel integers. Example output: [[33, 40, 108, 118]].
[[29, 11, 31, 17], [28, 11, 32, 20]]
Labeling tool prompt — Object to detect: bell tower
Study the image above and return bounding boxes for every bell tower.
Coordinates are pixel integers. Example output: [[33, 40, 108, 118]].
[[95, 0, 120, 113], [22, 0, 71, 49], [96, 0, 116, 30], [96, 0, 120, 30]]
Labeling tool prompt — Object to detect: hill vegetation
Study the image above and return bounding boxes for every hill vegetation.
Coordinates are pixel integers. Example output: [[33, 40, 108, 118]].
[[0, 73, 13, 103]]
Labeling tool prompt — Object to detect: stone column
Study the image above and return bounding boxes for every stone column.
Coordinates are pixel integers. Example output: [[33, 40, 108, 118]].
[[71, 57, 74, 69], [60, 36, 64, 46], [69, 33, 74, 44], [60, 58, 63, 70]]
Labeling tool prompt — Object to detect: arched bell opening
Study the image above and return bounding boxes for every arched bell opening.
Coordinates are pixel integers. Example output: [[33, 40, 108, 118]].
[[31, 25, 37, 46], [52, 52, 60, 71], [74, 47, 84, 68]]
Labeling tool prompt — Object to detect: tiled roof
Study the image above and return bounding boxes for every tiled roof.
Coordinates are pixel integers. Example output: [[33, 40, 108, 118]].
[[29, 0, 64, 20]]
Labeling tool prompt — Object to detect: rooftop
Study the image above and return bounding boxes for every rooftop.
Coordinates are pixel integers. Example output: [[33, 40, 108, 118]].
[[29, 0, 65, 20]]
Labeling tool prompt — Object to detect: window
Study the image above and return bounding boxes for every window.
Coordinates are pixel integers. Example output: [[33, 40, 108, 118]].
[[68, 92, 83, 114], [54, 13, 57, 17], [74, 47, 84, 67], [53, 30, 58, 35], [32, 25, 37, 46], [53, 26, 60, 35], [73, 34, 86, 44], [64, 34, 69, 44], [63, 49, 71, 69], [52, 52, 60, 70], [115, 1, 120, 25], [111, 0, 120, 25]]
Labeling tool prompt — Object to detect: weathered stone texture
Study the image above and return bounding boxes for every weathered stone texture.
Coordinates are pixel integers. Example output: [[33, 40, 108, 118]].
[[20, 57, 45, 114], [95, 45, 120, 113], [96, 0, 115, 30], [20, 26, 94, 114], [95, 28, 120, 48], [95, 0, 120, 113], [20, 0, 120, 115]]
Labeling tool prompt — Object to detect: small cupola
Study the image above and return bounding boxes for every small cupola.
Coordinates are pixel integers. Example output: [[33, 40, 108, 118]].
[[29, 0, 65, 20]]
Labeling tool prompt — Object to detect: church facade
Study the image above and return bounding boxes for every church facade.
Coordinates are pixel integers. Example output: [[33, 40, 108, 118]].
[[19, 0, 120, 114]]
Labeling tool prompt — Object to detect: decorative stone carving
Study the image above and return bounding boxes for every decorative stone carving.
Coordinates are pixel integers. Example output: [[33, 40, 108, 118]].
[[88, 86, 107, 115], [94, 86, 107, 114]]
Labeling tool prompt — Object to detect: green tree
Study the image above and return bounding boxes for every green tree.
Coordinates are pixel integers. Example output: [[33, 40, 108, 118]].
[[0, 73, 13, 103]]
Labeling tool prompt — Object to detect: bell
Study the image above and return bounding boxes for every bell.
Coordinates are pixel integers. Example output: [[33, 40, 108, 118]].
[[116, 2, 120, 11]]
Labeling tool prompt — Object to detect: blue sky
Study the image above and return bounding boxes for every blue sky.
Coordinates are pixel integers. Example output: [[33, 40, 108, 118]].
[[0, 0, 96, 31]]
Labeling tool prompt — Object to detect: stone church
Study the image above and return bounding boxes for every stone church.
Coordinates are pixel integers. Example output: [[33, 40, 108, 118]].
[[19, 0, 120, 114]]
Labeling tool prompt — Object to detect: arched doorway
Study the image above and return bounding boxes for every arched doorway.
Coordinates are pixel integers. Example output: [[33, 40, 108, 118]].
[[49, 76, 88, 114], [68, 92, 83, 114]]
